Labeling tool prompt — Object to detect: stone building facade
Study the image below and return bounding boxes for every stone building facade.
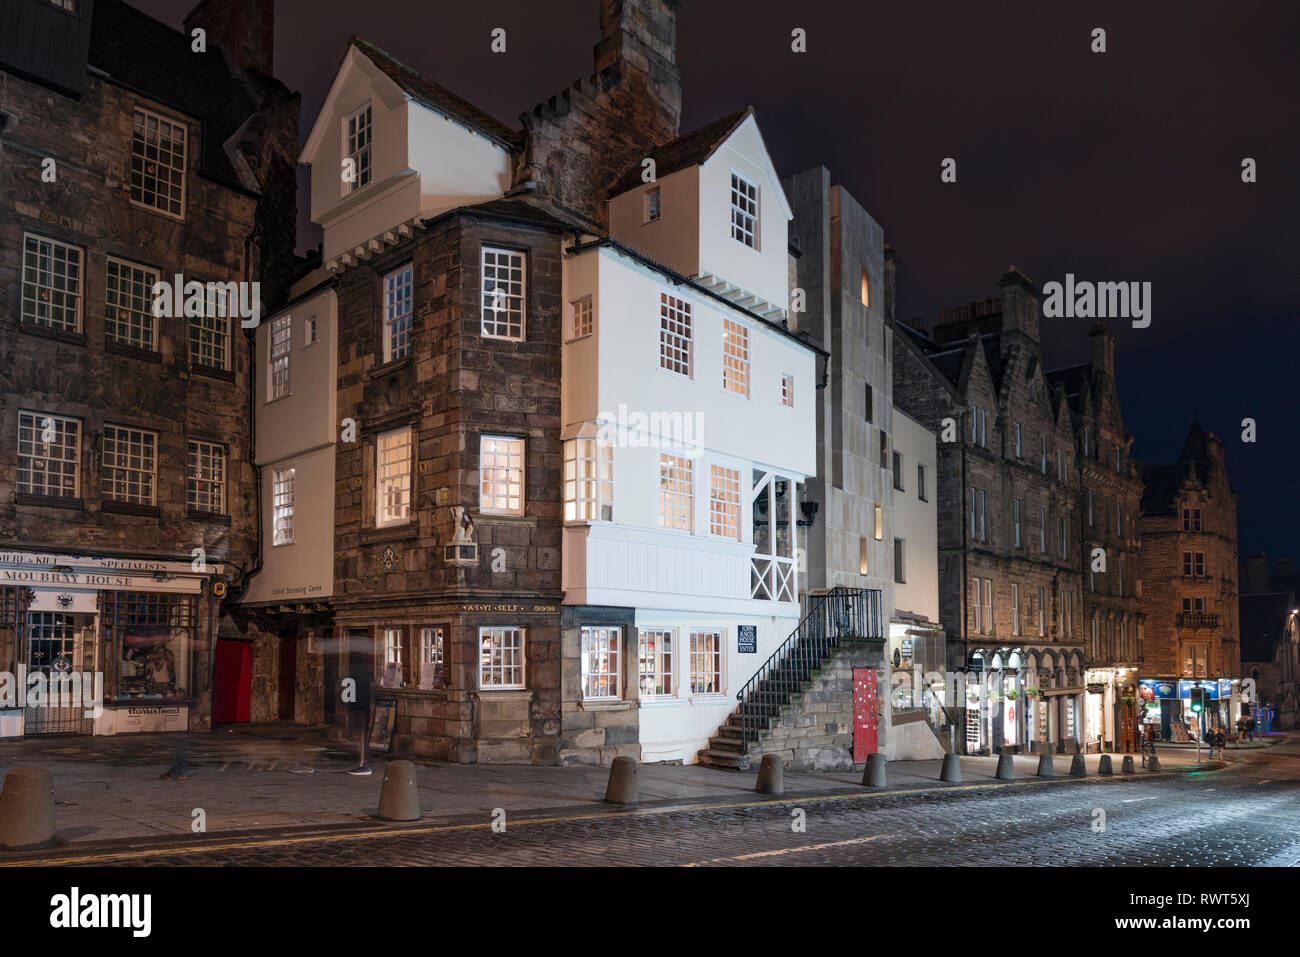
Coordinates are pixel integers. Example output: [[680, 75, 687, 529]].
[[1239, 554, 1300, 731], [0, 0, 297, 737], [893, 269, 1086, 755], [1139, 422, 1242, 738], [1046, 323, 1144, 752]]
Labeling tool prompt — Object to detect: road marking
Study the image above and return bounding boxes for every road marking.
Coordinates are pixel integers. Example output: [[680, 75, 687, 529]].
[[1122, 797, 1158, 803], [0, 764, 1214, 867], [685, 833, 895, 866]]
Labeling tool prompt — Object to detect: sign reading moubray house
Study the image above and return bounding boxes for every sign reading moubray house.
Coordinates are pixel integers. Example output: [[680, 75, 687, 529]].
[[0, 552, 208, 593]]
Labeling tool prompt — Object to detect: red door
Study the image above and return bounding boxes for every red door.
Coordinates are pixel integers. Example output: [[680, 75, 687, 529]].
[[853, 668, 878, 761], [213, 638, 251, 723]]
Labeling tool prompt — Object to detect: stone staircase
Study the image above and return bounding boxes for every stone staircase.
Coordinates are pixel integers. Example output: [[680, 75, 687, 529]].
[[697, 588, 884, 771]]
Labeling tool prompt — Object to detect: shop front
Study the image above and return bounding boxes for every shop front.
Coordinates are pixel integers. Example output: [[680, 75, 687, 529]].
[[0, 551, 214, 737]]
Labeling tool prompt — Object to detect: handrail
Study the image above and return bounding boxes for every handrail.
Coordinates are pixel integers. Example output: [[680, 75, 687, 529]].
[[733, 587, 882, 745]]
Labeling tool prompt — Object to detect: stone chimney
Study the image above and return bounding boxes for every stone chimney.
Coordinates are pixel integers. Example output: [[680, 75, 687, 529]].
[[184, 0, 275, 76], [1089, 321, 1115, 378], [998, 265, 1040, 345], [593, 0, 682, 130], [1242, 552, 1270, 594]]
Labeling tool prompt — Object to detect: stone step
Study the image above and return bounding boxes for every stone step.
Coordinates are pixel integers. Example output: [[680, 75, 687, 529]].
[[695, 748, 752, 771]]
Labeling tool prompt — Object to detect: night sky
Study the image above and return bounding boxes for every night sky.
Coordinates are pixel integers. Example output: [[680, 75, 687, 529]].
[[135, 0, 1300, 563]]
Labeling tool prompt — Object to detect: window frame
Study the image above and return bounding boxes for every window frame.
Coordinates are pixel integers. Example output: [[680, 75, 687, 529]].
[[479, 434, 525, 516], [272, 466, 296, 546], [17, 411, 81, 499], [568, 294, 594, 342], [721, 318, 750, 397], [480, 246, 526, 342], [100, 423, 158, 506], [658, 291, 693, 378], [708, 464, 741, 540], [190, 285, 232, 371], [186, 439, 227, 515], [343, 102, 373, 195], [658, 452, 695, 533], [479, 626, 526, 690], [638, 629, 674, 698], [563, 436, 614, 523], [104, 255, 161, 351], [645, 186, 662, 223], [21, 233, 83, 332], [130, 106, 187, 219], [382, 263, 414, 362], [580, 626, 622, 701], [268, 313, 291, 400], [375, 425, 414, 529], [729, 171, 759, 249], [688, 629, 724, 695]]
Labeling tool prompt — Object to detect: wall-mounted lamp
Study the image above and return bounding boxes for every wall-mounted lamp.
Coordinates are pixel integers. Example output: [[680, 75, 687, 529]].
[[797, 500, 819, 528]]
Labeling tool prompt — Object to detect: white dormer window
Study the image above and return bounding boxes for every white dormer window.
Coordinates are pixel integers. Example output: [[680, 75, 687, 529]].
[[344, 103, 372, 194], [646, 187, 661, 222], [730, 172, 759, 248]]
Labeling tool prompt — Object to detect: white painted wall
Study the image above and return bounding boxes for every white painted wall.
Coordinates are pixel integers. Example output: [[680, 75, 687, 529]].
[[634, 610, 801, 763], [891, 406, 939, 623], [304, 48, 513, 262], [696, 116, 792, 308], [245, 281, 337, 605]]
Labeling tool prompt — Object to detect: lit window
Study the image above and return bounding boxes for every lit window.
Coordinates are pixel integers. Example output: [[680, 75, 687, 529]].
[[268, 314, 291, 399], [105, 257, 159, 350], [874, 502, 884, 541], [17, 412, 80, 498], [21, 233, 82, 332], [638, 630, 673, 697], [186, 440, 226, 514], [376, 426, 413, 527], [581, 627, 621, 700], [479, 626, 525, 689], [729, 172, 758, 248], [101, 424, 157, 505], [569, 295, 594, 341], [709, 465, 741, 539], [646, 187, 661, 222], [658, 452, 694, 532], [381, 627, 404, 687], [273, 467, 295, 545], [344, 103, 372, 193], [860, 268, 869, 308], [688, 630, 722, 694], [480, 435, 524, 515], [418, 627, 445, 690], [481, 247, 525, 340], [781, 373, 794, 407], [859, 537, 868, 575], [383, 264, 413, 361], [722, 319, 749, 396], [659, 292, 692, 377], [563, 437, 614, 522], [131, 108, 187, 217], [191, 286, 231, 370]]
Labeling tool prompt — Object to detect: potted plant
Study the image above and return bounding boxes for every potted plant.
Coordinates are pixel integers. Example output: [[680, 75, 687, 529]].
[[1024, 686, 1040, 698], [1121, 694, 1138, 706], [1004, 689, 1019, 700]]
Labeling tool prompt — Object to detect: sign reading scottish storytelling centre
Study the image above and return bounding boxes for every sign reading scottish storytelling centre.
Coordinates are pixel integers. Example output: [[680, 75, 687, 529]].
[[737, 625, 757, 654]]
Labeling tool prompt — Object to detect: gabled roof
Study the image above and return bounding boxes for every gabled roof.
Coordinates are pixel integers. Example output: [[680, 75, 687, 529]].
[[350, 38, 521, 150], [89, 0, 275, 193], [1046, 362, 1092, 415], [607, 106, 753, 196]]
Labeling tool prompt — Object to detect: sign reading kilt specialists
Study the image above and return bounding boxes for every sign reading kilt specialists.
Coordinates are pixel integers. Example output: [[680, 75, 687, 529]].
[[737, 625, 758, 654]]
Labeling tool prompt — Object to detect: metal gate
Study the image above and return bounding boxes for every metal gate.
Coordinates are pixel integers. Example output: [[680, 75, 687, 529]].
[[24, 612, 96, 735]]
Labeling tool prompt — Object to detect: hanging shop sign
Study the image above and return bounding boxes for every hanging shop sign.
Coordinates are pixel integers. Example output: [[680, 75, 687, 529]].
[[1139, 678, 1178, 700], [1178, 679, 1220, 700]]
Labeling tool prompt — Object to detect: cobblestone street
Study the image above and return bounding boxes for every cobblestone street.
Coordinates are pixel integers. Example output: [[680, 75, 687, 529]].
[[15, 734, 1294, 867]]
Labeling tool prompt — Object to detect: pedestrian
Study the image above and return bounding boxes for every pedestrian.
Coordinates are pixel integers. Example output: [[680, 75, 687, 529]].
[[346, 647, 374, 776], [1247, 716, 1256, 741]]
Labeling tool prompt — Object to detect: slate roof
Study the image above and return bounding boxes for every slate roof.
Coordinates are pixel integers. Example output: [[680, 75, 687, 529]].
[[88, 0, 278, 193], [1141, 421, 1215, 513], [1240, 592, 1291, 662], [351, 38, 521, 151], [607, 106, 753, 196]]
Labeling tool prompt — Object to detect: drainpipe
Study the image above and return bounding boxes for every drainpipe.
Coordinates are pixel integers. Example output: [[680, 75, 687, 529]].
[[959, 405, 970, 753]]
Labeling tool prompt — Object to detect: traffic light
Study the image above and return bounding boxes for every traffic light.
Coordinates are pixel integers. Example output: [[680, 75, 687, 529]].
[[1189, 686, 1205, 714]]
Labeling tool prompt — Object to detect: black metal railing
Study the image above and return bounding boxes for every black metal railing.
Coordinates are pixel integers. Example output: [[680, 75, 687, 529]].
[[734, 587, 883, 745]]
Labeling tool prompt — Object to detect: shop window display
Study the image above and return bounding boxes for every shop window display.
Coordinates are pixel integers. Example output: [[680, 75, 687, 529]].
[[103, 592, 194, 699]]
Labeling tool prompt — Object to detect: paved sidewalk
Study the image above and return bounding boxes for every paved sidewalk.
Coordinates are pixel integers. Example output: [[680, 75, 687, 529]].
[[0, 723, 1227, 853]]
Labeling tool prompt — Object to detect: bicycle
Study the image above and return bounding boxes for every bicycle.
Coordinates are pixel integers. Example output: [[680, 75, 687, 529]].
[[1141, 736, 1157, 767]]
